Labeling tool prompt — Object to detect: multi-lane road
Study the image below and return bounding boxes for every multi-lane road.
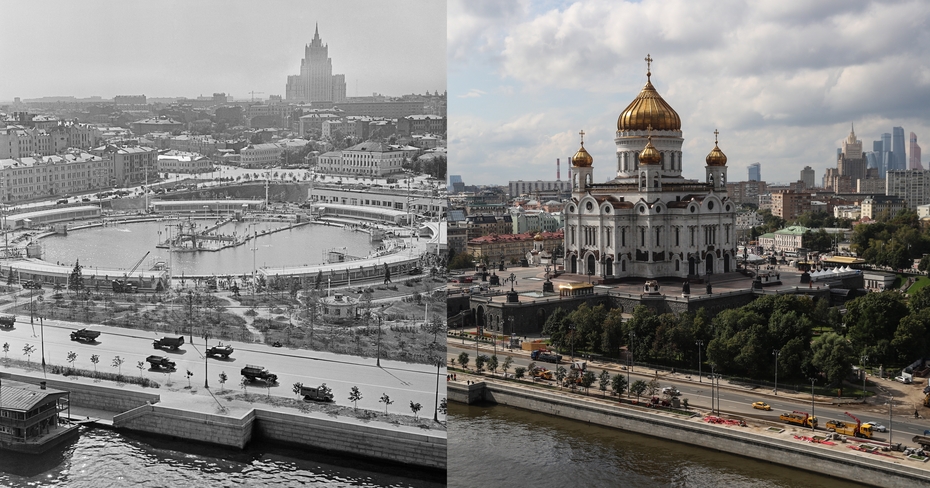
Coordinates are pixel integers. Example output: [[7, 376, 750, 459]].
[[449, 342, 927, 443], [2, 316, 444, 417]]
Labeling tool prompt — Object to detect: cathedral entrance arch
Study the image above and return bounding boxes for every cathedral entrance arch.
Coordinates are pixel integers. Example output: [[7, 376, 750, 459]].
[[476, 305, 485, 328], [705, 254, 714, 275], [605, 258, 613, 276], [688, 256, 696, 275], [586, 255, 596, 276], [723, 253, 731, 273], [570, 255, 577, 274]]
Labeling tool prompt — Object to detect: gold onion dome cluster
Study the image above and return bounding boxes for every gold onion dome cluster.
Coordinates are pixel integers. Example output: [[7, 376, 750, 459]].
[[639, 136, 661, 165], [571, 141, 593, 167], [705, 131, 727, 166], [534, 233, 544, 241], [617, 63, 681, 131]]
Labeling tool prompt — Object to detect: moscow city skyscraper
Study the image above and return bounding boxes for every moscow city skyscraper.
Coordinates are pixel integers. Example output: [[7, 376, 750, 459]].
[[910, 132, 924, 170], [748, 162, 761, 181], [285, 24, 348, 103], [892, 126, 906, 171]]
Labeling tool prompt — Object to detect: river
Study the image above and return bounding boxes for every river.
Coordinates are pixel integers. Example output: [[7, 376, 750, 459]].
[[0, 427, 444, 487], [448, 402, 869, 488]]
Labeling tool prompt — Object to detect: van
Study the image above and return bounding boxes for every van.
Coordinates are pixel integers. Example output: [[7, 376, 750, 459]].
[[469, 285, 481, 294]]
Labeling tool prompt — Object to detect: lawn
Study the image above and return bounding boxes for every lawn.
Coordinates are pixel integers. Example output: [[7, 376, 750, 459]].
[[908, 276, 930, 294]]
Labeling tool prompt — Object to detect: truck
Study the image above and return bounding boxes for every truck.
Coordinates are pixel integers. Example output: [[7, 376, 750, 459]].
[[530, 349, 562, 364], [570, 361, 587, 372], [153, 336, 185, 350], [913, 435, 930, 449], [111, 280, 138, 293], [70, 328, 101, 342], [825, 412, 873, 439], [145, 355, 176, 370], [530, 367, 554, 381], [206, 343, 234, 359], [241, 364, 278, 384], [300, 383, 334, 402], [779, 410, 818, 429], [0, 315, 14, 329]]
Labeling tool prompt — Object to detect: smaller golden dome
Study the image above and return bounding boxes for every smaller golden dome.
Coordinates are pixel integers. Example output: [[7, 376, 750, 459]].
[[571, 129, 593, 167], [639, 135, 661, 166], [534, 233, 544, 241], [705, 129, 727, 166]]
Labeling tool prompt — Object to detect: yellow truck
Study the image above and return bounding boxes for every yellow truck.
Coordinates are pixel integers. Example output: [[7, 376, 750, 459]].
[[825, 412, 873, 439], [530, 368, 554, 381], [779, 410, 818, 428]]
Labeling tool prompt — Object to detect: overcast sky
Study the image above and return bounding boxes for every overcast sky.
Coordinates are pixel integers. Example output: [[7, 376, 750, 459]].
[[448, 0, 930, 186], [0, 0, 445, 102]]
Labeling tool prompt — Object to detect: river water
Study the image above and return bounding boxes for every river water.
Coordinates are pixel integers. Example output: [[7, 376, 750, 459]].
[[448, 402, 869, 488], [0, 427, 444, 487], [39, 220, 372, 276]]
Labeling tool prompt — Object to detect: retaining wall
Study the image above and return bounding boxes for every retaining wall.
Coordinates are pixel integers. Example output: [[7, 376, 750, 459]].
[[0, 372, 160, 412], [112, 405, 446, 470], [450, 381, 930, 488]]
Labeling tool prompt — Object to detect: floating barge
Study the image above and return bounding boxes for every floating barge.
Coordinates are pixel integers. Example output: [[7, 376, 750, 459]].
[[0, 379, 79, 454]]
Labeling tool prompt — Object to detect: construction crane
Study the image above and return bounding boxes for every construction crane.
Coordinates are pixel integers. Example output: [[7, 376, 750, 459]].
[[249, 91, 265, 102], [112, 251, 150, 293]]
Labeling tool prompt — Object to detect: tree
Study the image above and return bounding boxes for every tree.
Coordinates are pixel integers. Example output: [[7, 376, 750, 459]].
[[240, 376, 248, 394], [514, 367, 526, 379], [68, 259, 84, 294], [379, 393, 393, 414], [555, 366, 567, 389], [410, 401, 422, 420], [630, 380, 648, 401], [2, 342, 8, 360], [910, 286, 930, 314], [112, 356, 125, 378], [136, 361, 145, 379], [439, 398, 447, 415], [475, 355, 486, 373], [458, 352, 470, 370], [90, 354, 99, 376], [487, 355, 499, 375], [646, 378, 660, 398], [67, 351, 77, 373], [448, 252, 475, 270], [349, 386, 362, 411], [845, 291, 909, 363], [293, 382, 303, 399], [811, 332, 855, 393], [891, 309, 930, 362], [23, 344, 35, 364], [383, 264, 391, 284], [598, 370, 611, 397], [611, 374, 628, 397], [501, 356, 513, 377], [219, 371, 228, 391], [581, 371, 597, 394]]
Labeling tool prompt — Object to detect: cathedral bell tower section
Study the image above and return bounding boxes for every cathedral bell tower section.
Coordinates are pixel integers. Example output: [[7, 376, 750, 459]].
[[571, 130, 594, 198], [704, 129, 728, 192]]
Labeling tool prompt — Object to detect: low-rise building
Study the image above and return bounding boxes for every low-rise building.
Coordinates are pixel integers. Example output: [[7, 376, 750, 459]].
[[466, 230, 563, 264], [157, 150, 213, 174], [861, 195, 906, 220], [0, 151, 111, 202], [239, 143, 283, 168]]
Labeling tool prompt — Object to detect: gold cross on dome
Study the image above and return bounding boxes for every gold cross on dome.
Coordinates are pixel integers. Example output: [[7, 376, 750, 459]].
[[714, 129, 719, 144], [645, 54, 653, 80], [579, 130, 585, 144]]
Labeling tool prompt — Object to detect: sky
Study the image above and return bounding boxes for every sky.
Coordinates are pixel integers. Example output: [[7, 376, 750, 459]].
[[448, 0, 930, 186], [0, 0, 446, 102]]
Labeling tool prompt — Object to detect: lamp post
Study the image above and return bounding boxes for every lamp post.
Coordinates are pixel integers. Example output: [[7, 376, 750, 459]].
[[203, 332, 210, 388], [860, 355, 869, 399], [695, 340, 704, 383], [187, 290, 194, 344], [709, 362, 717, 415], [809, 377, 816, 432], [889, 394, 894, 446], [772, 349, 781, 395], [627, 331, 635, 397], [376, 311, 383, 367], [569, 323, 576, 363], [434, 357, 441, 422]]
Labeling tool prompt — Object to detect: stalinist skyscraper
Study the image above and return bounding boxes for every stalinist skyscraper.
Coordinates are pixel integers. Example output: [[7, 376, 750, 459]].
[[285, 24, 347, 103]]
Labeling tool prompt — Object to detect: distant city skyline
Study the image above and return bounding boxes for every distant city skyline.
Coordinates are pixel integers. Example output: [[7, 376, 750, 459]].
[[0, 0, 445, 103], [449, 0, 930, 186]]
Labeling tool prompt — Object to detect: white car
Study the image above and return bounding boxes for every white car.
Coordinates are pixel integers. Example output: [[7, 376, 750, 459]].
[[868, 422, 887, 432]]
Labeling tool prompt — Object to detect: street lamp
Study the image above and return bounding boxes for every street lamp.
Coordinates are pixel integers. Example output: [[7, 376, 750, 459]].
[[710, 362, 717, 415], [889, 394, 894, 446], [627, 331, 635, 397], [695, 340, 704, 383], [860, 355, 869, 398], [809, 377, 816, 432], [187, 290, 194, 344], [377, 307, 384, 367], [772, 349, 781, 395], [203, 332, 210, 388], [569, 323, 576, 363]]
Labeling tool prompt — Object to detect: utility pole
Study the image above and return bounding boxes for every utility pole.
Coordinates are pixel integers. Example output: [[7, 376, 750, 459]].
[[695, 340, 704, 383], [203, 333, 210, 388], [773, 349, 781, 395]]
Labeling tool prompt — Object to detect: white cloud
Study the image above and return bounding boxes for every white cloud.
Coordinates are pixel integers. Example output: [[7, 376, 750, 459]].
[[459, 89, 488, 98], [450, 0, 930, 185]]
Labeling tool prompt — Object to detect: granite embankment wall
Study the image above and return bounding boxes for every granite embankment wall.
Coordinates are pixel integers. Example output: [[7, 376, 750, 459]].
[[113, 405, 446, 470], [0, 372, 160, 412], [450, 381, 930, 488]]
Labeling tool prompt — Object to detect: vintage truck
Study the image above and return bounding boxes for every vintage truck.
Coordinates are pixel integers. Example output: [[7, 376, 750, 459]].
[[0, 315, 14, 329], [300, 383, 334, 402], [241, 364, 278, 384], [70, 328, 100, 342], [146, 355, 176, 370], [153, 336, 185, 350], [206, 343, 234, 359]]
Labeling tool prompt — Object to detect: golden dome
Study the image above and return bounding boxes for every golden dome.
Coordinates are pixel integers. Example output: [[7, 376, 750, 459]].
[[571, 129, 593, 167], [639, 135, 661, 165], [705, 129, 727, 166], [617, 54, 681, 132], [534, 233, 544, 241]]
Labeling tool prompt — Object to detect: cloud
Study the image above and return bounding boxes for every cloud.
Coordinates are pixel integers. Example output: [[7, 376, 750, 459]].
[[459, 89, 488, 98], [449, 0, 930, 185]]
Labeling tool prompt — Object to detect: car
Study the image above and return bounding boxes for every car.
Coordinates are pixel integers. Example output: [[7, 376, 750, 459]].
[[867, 422, 887, 432], [752, 401, 772, 411], [662, 386, 680, 396]]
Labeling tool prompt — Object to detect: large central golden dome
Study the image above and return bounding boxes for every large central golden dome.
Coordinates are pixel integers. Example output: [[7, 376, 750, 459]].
[[617, 56, 681, 132]]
